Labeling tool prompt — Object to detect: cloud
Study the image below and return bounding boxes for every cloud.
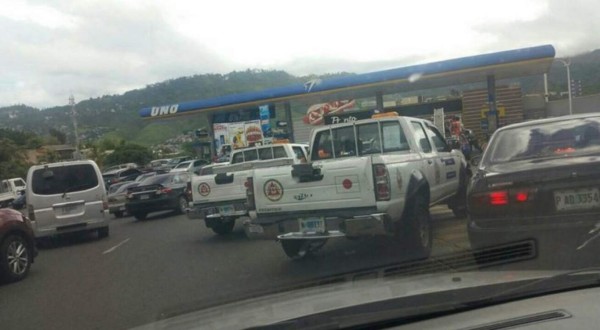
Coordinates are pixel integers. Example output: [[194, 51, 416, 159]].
[[0, 0, 598, 108], [0, 0, 232, 107]]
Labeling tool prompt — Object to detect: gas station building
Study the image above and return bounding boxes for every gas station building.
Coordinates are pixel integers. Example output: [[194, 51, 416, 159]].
[[139, 45, 556, 157]]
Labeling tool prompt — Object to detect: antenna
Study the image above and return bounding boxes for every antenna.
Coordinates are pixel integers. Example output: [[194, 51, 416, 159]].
[[69, 94, 81, 159]]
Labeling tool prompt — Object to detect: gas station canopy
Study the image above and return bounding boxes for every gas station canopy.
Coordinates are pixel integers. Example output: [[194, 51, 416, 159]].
[[139, 44, 555, 119]]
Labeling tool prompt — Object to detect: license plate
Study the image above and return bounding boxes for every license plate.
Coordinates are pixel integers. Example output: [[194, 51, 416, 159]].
[[219, 205, 234, 215], [119, 206, 126, 211], [60, 205, 78, 214], [140, 195, 149, 200], [554, 188, 600, 211], [299, 217, 325, 234]]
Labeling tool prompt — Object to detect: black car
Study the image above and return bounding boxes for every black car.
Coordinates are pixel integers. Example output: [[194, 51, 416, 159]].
[[468, 113, 600, 261], [125, 172, 190, 220]]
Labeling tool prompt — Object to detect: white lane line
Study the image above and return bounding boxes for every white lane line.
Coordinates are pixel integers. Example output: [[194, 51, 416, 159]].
[[102, 238, 130, 255]]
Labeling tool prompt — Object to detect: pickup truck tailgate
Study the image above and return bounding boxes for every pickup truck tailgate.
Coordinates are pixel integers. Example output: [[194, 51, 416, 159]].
[[253, 157, 376, 213], [192, 170, 250, 204]]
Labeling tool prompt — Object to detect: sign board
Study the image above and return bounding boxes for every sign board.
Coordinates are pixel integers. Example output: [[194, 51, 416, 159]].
[[433, 107, 445, 136]]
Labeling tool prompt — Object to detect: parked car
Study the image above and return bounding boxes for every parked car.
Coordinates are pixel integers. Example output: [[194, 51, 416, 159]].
[[103, 163, 138, 173], [125, 172, 191, 220], [468, 113, 600, 261], [26, 160, 109, 239], [170, 159, 210, 173], [102, 168, 143, 188], [0, 208, 37, 283], [164, 156, 192, 169], [148, 159, 171, 172], [108, 181, 140, 218]]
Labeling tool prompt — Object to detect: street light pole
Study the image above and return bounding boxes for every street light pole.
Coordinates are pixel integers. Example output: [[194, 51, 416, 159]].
[[556, 58, 573, 115]]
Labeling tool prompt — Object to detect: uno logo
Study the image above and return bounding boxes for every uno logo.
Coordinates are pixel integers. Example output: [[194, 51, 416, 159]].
[[150, 104, 179, 117], [263, 179, 283, 202], [198, 182, 210, 196]]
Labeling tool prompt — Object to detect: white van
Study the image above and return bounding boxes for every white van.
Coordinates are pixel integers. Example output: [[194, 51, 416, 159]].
[[26, 160, 109, 238]]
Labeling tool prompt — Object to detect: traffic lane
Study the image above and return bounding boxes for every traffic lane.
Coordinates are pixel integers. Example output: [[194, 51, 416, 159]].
[[0, 207, 470, 330]]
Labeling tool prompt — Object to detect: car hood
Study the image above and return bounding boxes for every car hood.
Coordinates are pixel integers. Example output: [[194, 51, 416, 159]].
[[132, 270, 561, 330]]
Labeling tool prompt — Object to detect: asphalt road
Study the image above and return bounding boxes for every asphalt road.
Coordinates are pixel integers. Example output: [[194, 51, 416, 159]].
[[0, 206, 470, 330]]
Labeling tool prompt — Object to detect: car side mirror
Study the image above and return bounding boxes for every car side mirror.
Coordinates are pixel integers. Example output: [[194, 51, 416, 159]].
[[469, 155, 482, 167]]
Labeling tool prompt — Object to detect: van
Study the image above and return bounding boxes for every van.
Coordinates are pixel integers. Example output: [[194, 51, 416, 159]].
[[26, 160, 109, 238]]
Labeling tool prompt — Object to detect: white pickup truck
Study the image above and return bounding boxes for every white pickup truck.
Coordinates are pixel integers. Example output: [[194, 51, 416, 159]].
[[246, 113, 467, 259], [187, 143, 308, 235], [0, 177, 27, 208]]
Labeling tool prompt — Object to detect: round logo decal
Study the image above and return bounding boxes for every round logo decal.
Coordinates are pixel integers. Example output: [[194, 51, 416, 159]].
[[198, 182, 211, 196], [263, 179, 284, 202], [342, 178, 353, 190]]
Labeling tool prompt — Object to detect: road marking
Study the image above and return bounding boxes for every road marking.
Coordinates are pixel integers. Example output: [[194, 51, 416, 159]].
[[102, 238, 130, 255]]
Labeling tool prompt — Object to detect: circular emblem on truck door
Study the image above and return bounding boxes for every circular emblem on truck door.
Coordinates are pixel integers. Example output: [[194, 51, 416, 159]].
[[198, 182, 211, 196], [264, 179, 284, 202]]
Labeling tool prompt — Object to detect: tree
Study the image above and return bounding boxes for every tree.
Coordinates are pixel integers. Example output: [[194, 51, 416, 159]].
[[104, 143, 153, 166], [0, 138, 29, 178], [49, 128, 67, 144]]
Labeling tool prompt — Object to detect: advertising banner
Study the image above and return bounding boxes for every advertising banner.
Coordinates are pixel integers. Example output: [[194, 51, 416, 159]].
[[244, 120, 263, 146], [302, 100, 356, 126], [228, 123, 246, 149], [212, 123, 229, 151]]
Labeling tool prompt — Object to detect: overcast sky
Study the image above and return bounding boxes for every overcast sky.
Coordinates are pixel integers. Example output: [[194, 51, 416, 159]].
[[1, 0, 598, 108]]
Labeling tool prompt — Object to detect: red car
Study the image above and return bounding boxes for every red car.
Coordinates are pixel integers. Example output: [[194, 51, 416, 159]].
[[0, 208, 37, 283]]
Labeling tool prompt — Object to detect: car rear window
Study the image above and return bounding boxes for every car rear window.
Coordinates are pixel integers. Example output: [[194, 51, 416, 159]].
[[32, 164, 99, 195], [486, 117, 600, 164]]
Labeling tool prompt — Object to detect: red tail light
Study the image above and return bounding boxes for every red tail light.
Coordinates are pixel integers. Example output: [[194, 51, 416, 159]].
[[373, 164, 390, 201], [489, 191, 509, 205], [515, 191, 528, 202], [102, 200, 109, 210], [246, 177, 255, 210]]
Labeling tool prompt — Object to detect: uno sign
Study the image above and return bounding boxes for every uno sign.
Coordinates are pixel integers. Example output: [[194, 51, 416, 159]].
[[150, 104, 179, 117]]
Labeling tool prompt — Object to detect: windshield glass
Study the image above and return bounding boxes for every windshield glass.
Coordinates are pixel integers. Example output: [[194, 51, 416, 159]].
[[3, 2, 600, 330]]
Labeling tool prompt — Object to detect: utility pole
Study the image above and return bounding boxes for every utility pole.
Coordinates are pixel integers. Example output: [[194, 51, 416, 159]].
[[556, 59, 573, 115], [69, 94, 81, 159]]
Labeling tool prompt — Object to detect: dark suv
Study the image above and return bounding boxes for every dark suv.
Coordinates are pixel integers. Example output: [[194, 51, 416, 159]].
[[0, 208, 37, 283]]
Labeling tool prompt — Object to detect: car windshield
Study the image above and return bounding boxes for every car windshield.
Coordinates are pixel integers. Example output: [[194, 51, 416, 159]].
[[3, 2, 600, 330]]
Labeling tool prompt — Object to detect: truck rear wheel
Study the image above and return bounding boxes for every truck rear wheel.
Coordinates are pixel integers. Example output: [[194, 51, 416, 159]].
[[211, 218, 235, 235], [281, 240, 309, 259], [401, 194, 432, 260]]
